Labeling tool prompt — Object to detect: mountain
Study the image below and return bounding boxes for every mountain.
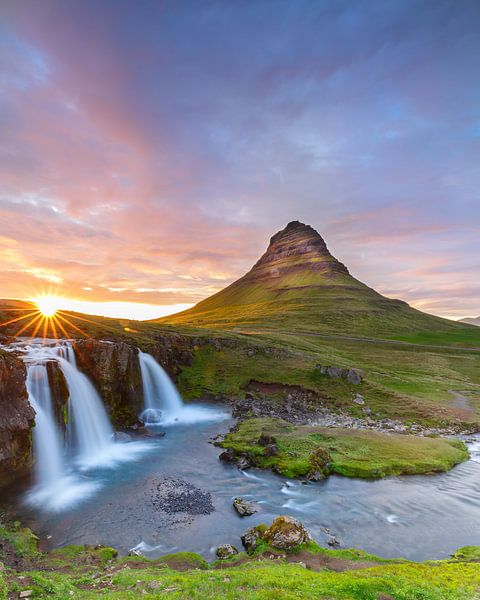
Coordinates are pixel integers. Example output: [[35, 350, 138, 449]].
[[460, 316, 480, 326], [159, 221, 479, 341]]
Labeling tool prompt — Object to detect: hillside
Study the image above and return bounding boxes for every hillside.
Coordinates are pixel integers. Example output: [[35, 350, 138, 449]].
[[159, 221, 480, 345], [460, 316, 480, 327]]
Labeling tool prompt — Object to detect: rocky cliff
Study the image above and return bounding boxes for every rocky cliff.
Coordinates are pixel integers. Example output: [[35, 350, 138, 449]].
[[0, 350, 34, 487], [72, 340, 144, 426]]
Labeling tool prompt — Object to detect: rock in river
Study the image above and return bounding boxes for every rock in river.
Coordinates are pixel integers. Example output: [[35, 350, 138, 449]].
[[233, 497, 257, 517]]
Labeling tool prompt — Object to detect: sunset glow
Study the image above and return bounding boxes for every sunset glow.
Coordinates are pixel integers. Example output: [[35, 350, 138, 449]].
[[0, 1, 478, 318], [35, 296, 60, 318]]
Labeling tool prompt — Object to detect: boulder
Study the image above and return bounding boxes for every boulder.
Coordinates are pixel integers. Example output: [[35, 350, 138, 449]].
[[316, 365, 363, 385], [233, 497, 257, 517], [353, 394, 365, 405], [308, 446, 331, 480], [241, 526, 264, 553], [263, 516, 312, 550], [216, 544, 238, 559]]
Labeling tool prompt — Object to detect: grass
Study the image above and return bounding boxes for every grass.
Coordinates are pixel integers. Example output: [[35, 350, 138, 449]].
[[2, 541, 480, 599], [219, 417, 469, 478]]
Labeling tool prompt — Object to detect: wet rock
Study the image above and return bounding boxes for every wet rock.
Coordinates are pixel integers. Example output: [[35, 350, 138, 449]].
[[114, 432, 132, 442], [0, 351, 34, 487], [233, 497, 257, 517], [263, 516, 312, 550], [327, 535, 341, 547], [216, 544, 238, 559], [219, 448, 236, 463], [236, 455, 251, 470]]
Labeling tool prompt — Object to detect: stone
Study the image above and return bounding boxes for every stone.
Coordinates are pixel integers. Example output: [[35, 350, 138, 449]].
[[263, 516, 312, 550], [219, 448, 236, 463], [264, 443, 279, 457], [241, 526, 263, 553], [19, 592, 33, 599], [308, 446, 332, 479], [216, 544, 238, 559], [353, 394, 365, 405], [236, 455, 251, 470], [233, 497, 257, 517], [114, 431, 132, 442], [316, 365, 363, 385]]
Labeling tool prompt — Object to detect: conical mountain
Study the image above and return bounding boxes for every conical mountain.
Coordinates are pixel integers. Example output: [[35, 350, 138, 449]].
[[159, 221, 478, 339]]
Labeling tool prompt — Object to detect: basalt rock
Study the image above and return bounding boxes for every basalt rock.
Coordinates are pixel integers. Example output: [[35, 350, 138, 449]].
[[72, 340, 143, 427], [0, 350, 34, 487]]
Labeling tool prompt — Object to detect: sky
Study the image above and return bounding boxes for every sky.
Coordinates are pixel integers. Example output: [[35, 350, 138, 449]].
[[0, 0, 479, 320]]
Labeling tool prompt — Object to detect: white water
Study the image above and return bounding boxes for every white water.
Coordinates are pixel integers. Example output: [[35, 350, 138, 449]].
[[9, 339, 153, 511], [26, 364, 65, 488], [138, 350, 228, 425], [57, 352, 116, 468]]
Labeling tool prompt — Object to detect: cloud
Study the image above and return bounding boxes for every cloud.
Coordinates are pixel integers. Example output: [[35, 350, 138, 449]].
[[0, 0, 478, 317]]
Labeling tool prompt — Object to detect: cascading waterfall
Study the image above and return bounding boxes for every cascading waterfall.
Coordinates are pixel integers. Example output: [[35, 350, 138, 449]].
[[26, 363, 65, 488], [56, 348, 115, 467], [15, 340, 152, 512], [138, 351, 228, 425], [139, 351, 183, 424]]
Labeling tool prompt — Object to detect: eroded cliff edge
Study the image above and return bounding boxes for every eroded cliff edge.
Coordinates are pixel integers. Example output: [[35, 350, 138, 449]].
[[0, 350, 34, 486]]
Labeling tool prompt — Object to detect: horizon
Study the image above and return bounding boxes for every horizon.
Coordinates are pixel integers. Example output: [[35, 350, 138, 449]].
[[1, 1, 479, 320]]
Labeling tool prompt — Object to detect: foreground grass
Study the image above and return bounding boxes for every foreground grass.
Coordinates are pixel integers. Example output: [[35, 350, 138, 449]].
[[2, 544, 480, 599], [219, 417, 469, 478]]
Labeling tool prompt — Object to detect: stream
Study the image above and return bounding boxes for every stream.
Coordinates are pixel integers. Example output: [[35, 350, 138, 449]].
[[8, 413, 480, 562]]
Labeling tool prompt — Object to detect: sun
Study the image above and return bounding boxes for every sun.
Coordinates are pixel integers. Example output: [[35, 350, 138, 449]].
[[35, 296, 60, 317]]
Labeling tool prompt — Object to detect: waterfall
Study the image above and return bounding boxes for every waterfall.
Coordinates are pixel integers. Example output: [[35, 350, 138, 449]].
[[138, 351, 227, 425], [139, 351, 184, 424], [26, 363, 65, 487], [56, 350, 115, 467]]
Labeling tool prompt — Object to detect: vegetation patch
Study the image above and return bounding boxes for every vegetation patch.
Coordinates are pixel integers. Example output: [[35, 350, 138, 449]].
[[219, 417, 469, 478]]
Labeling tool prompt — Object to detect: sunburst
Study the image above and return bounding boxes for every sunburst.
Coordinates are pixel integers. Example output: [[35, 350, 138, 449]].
[[0, 294, 96, 342]]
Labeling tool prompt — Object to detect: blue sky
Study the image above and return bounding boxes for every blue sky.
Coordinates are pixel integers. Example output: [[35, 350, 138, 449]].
[[0, 0, 479, 319]]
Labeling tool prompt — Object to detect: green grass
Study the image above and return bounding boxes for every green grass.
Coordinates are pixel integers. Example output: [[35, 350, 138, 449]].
[[3, 544, 480, 599], [219, 417, 469, 478]]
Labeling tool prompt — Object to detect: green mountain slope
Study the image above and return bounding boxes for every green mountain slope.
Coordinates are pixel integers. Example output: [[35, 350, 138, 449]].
[[159, 221, 480, 344]]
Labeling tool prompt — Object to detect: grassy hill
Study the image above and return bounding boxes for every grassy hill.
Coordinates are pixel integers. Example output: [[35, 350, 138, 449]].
[[1, 222, 479, 429], [158, 221, 480, 346]]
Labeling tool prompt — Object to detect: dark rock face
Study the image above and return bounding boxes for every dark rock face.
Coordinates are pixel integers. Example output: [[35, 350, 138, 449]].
[[72, 340, 143, 427], [150, 334, 195, 380], [0, 351, 34, 487], [45, 360, 69, 427]]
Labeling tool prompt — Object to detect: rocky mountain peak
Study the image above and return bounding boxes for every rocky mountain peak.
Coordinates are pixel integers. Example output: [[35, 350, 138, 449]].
[[249, 221, 349, 278]]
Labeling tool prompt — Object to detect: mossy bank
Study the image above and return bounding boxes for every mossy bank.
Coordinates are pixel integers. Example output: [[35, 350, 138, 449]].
[[218, 417, 469, 479]]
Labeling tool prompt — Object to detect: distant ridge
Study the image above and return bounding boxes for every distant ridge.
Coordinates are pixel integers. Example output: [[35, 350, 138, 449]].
[[460, 316, 480, 327], [159, 221, 478, 339]]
